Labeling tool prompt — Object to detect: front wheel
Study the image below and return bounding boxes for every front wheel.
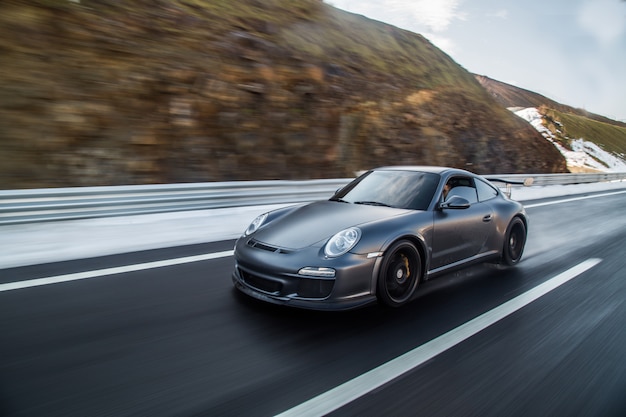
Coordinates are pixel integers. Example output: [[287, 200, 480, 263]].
[[377, 240, 421, 307], [501, 217, 526, 266]]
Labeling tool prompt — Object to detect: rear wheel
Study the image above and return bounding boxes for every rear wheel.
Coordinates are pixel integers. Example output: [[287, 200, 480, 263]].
[[377, 240, 421, 307], [502, 217, 526, 266]]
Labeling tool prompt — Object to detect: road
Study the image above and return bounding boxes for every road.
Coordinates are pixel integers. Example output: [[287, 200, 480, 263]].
[[1, 190, 625, 416]]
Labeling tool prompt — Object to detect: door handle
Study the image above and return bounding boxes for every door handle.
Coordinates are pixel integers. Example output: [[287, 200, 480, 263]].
[[483, 214, 492, 222]]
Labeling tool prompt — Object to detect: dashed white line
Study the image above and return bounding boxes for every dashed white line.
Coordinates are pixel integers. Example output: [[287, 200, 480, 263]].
[[275, 258, 603, 417], [0, 250, 234, 292]]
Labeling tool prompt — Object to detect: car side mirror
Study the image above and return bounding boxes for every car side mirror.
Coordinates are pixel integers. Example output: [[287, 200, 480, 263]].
[[440, 195, 471, 210]]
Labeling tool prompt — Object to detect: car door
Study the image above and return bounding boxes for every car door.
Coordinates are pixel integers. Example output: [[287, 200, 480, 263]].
[[430, 181, 496, 270]]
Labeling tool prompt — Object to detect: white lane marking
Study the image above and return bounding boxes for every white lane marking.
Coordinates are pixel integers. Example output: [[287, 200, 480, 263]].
[[0, 250, 234, 293], [525, 190, 626, 208], [275, 258, 603, 417]]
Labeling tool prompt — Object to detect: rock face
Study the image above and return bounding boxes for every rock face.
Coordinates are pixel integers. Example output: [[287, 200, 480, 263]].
[[0, 0, 566, 189]]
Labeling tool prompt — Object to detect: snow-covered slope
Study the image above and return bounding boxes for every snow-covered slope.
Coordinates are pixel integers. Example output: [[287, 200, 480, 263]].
[[512, 107, 626, 172]]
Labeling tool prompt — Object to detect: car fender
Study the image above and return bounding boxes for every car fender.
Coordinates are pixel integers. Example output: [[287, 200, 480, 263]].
[[365, 231, 431, 297], [352, 211, 433, 293], [486, 199, 528, 250]]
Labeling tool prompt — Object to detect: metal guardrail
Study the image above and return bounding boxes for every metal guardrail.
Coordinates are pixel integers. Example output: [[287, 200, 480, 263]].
[[0, 179, 351, 225], [484, 172, 626, 186], [1, 173, 625, 225]]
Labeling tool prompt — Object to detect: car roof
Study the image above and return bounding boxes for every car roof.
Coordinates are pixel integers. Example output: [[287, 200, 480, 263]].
[[372, 165, 475, 176]]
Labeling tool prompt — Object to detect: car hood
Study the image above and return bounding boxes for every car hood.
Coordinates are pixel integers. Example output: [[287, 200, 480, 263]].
[[253, 200, 411, 249]]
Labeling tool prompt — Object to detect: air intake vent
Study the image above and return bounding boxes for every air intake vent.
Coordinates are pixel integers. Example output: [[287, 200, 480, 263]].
[[239, 269, 282, 294], [247, 239, 292, 254]]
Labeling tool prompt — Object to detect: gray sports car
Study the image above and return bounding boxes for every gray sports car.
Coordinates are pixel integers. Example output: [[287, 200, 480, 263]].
[[232, 166, 527, 310]]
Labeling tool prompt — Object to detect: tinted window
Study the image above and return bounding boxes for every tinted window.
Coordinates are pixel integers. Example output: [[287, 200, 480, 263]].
[[443, 176, 478, 204], [333, 170, 440, 210], [476, 178, 498, 201], [446, 185, 478, 204]]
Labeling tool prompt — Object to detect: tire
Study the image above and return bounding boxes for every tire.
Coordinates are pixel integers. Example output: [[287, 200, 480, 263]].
[[501, 217, 526, 266], [377, 240, 421, 307]]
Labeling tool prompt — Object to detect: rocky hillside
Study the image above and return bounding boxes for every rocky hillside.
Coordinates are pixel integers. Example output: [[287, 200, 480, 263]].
[[0, 0, 566, 189], [477, 75, 626, 172]]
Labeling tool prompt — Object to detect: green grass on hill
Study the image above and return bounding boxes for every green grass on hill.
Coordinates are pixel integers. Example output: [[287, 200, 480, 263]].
[[543, 108, 626, 156]]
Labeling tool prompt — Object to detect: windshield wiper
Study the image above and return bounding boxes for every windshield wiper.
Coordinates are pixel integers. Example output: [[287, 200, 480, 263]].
[[330, 197, 349, 203], [354, 201, 393, 207]]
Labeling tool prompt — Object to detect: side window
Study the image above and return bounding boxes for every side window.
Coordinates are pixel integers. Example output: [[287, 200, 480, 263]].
[[443, 177, 478, 204], [476, 178, 498, 202]]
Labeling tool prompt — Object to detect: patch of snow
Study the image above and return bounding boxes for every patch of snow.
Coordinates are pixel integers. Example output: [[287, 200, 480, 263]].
[[512, 107, 553, 136], [510, 107, 626, 172], [569, 138, 626, 171]]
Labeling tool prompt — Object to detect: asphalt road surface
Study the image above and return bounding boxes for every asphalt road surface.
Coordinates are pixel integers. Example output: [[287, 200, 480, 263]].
[[1, 190, 625, 416]]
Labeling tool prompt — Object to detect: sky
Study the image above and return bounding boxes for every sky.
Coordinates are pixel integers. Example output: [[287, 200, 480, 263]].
[[325, 0, 626, 122]]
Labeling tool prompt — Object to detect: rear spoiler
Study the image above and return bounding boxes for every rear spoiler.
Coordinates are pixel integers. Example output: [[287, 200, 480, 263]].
[[485, 177, 534, 198], [485, 177, 534, 186]]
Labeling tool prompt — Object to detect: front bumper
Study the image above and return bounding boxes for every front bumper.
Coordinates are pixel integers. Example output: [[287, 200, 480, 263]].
[[232, 273, 376, 310], [231, 237, 380, 310]]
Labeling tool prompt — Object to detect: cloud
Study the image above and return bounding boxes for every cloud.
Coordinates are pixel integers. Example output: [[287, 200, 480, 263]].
[[324, 0, 465, 56], [487, 9, 508, 19], [404, 0, 466, 32], [421, 32, 457, 55], [577, 0, 626, 46], [327, 0, 466, 32]]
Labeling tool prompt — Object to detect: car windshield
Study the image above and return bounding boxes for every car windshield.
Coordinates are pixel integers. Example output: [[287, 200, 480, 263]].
[[331, 170, 440, 210]]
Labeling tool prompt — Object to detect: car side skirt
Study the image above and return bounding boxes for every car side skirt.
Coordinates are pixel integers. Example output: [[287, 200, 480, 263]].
[[425, 249, 501, 279]]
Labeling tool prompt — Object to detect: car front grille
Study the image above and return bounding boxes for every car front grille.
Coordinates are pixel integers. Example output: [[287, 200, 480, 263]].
[[246, 239, 292, 254]]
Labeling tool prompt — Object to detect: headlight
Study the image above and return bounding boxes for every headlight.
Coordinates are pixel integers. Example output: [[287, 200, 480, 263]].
[[244, 213, 268, 236], [324, 227, 361, 257]]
